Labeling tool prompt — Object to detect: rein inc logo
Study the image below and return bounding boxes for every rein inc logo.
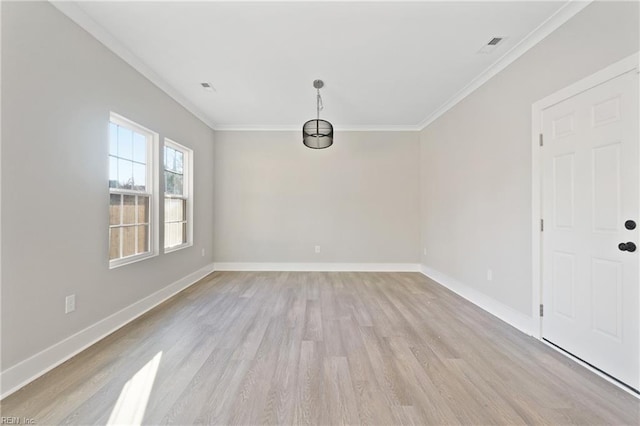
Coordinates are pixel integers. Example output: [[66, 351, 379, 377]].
[[1, 418, 35, 425]]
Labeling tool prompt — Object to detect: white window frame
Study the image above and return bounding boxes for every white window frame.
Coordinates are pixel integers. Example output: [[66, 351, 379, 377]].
[[109, 113, 159, 268], [163, 138, 193, 253]]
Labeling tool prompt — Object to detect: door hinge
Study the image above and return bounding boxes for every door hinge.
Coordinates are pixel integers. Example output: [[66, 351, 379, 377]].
[[540, 219, 544, 232], [539, 133, 543, 147], [540, 304, 544, 317]]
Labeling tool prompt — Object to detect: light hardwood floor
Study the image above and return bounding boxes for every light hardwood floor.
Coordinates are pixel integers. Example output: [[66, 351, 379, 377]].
[[1, 271, 638, 425]]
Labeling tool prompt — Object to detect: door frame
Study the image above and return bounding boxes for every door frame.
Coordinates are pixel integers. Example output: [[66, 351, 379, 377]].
[[531, 52, 639, 343]]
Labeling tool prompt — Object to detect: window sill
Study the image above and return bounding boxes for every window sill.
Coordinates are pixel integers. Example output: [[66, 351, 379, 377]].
[[164, 242, 193, 254], [109, 251, 158, 269]]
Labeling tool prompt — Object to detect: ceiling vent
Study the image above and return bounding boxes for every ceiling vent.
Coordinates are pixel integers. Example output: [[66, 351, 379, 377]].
[[478, 36, 505, 54]]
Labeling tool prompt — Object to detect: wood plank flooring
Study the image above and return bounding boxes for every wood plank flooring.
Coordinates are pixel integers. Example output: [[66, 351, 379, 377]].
[[2, 271, 638, 425]]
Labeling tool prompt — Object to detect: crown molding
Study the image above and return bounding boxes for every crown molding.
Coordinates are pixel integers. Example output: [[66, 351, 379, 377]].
[[50, 0, 419, 133], [50, 1, 218, 131], [213, 124, 421, 132], [416, 0, 592, 131], [51, 0, 591, 133]]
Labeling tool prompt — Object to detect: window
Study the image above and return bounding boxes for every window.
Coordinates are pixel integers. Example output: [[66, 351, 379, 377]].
[[109, 113, 158, 267], [164, 139, 193, 251]]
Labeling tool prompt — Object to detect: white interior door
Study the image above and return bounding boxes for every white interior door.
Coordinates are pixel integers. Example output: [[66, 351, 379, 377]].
[[541, 69, 639, 392]]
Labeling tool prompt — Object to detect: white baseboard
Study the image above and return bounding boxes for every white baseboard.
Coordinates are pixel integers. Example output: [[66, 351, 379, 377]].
[[419, 264, 535, 336], [213, 262, 421, 272], [0, 263, 215, 400]]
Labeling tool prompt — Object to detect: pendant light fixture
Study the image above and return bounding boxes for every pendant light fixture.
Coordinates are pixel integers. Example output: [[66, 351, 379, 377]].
[[303, 79, 333, 149]]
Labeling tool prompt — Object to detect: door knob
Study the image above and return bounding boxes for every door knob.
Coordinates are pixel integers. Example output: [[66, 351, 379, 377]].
[[625, 220, 636, 230], [618, 242, 637, 252]]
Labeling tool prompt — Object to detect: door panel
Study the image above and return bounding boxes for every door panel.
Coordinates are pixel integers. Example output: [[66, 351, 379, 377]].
[[591, 257, 622, 341], [592, 96, 621, 127], [592, 143, 620, 231], [553, 154, 575, 229], [552, 252, 575, 319], [542, 70, 639, 391]]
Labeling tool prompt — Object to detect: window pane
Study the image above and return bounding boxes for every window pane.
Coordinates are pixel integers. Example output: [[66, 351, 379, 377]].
[[118, 159, 133, 189], [164, 222, 185, 248], [109, 156, 118, 188], [122, 226, 136, 257], [109, 228, 121, 260], [163, 146, 167, 169], [164, 223, 173, 248], [164, 198, 172, 221], [136, 225, 149, 254], [173, 174, 183, 195], [165, 198, 185, 222], [165, 172, 174, 194], [109, 123, 118, 156], [165, 147, 176, 172], [122, 195, 136, 225], [109, 194, 121, 225], [175, 151, 184, 174], [138, 196, 149, 224], [133, 163, 146, 191], [133, 133, 146, 163], [117, 126, 133, 160], [165, 172, 183, 195]]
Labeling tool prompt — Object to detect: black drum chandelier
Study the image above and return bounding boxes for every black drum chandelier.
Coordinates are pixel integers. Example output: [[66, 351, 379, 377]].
[[302, 79, 333, 149]]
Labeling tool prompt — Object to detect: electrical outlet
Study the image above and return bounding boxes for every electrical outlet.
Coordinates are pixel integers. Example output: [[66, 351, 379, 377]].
[[315, 245, 321, 254], [201, 248, 205, 257], [486, 269, 493, 281], [65, 294, 76, 314]]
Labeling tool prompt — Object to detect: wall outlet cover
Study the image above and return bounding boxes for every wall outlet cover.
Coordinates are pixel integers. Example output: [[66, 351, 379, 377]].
[[65, 295, 76, 314]]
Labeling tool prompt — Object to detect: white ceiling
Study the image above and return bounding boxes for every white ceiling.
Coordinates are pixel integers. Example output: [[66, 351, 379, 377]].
[[56, 1, 588, 130]]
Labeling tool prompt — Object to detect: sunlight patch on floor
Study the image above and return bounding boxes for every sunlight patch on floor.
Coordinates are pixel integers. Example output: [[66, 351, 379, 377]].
[[107, 351, 162, 426]]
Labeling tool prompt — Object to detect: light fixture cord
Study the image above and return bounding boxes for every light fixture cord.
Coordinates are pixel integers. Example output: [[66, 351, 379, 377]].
[[316, 88, 324, 121]]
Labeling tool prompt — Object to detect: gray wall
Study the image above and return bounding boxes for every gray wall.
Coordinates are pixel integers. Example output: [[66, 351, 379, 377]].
[[420, 1, 639, 316], [213, 131, 420, 264], [1, 2, 215, 370]]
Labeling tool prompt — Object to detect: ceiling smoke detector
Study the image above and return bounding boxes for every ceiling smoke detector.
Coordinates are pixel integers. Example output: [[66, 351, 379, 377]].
[[200, 82, 215, 92]]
